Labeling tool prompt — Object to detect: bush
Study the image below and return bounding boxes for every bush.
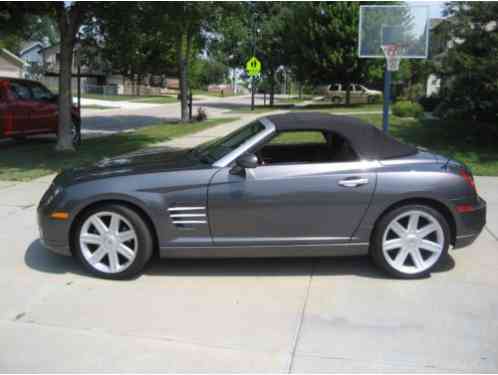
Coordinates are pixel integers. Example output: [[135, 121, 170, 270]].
[[392, 100, 424, 118], [195, 107, 208, 122], [418, 96, 442, 112]]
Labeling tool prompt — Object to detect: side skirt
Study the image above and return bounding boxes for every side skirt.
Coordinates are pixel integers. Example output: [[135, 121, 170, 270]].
[[159, 242, 369, 258]]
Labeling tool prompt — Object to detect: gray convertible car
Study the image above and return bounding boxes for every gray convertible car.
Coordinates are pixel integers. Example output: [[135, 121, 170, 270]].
[[38, 112, 486, 279]]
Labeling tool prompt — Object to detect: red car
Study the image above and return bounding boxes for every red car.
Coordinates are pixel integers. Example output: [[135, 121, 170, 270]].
[[0, 77, 81, 144]]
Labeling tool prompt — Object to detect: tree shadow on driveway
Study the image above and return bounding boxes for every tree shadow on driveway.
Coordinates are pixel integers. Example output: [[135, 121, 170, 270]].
[[25, 239, 455, 280]]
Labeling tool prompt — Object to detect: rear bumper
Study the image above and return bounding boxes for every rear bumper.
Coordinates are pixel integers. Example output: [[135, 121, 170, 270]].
[[453, 197, 486, 249]]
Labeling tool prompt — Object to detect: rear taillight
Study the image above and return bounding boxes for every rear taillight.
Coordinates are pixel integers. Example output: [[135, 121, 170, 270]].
[[459, 169, 476, 191]]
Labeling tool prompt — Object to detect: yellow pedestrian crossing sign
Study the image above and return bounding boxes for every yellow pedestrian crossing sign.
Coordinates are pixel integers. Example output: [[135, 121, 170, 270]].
[[246, 56, 261, 77]]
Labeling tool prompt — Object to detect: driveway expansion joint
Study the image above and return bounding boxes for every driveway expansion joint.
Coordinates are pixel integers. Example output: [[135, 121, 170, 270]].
[[287, 259, 315, 373], [485, 226, 498, 241]]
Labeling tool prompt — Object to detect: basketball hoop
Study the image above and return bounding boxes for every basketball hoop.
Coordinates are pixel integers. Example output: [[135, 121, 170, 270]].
[[381, 44, 401, 72]]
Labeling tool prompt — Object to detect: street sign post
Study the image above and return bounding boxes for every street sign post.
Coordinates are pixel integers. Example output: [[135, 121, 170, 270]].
[[246, 56, 261, 111], [246, 56, 261, 77]]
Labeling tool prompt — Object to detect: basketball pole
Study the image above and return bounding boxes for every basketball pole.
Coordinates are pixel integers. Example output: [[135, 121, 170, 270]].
[[382, 65, 391, 134]]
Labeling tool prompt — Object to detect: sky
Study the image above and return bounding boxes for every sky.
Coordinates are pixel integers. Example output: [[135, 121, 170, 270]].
[[411, 1, 447, 18]]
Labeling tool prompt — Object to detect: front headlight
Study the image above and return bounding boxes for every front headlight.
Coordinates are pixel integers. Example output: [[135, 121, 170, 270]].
[[43, 185, 63, 206]]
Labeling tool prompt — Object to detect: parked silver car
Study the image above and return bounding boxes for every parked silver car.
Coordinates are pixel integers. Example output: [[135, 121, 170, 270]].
[[38, 112, 486, 279]]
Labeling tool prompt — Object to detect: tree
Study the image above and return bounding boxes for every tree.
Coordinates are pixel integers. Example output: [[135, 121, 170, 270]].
[[212, 2, 287, 106], [155, 2, 225, 122], [90, 2, 176, 96], [190, 58, 229, 89], [55, 2, 97, 151], [435, 2, 498, 123], [1, 2, 96, 151], [286, 2, 379, 105]]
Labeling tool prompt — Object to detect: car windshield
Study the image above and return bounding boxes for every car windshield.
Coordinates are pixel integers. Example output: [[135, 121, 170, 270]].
[[192, 121, 265, 164]]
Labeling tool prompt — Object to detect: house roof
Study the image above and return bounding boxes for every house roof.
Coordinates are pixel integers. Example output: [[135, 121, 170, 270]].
[[0, 49, 27, 67], [19, 41, 44, 56]]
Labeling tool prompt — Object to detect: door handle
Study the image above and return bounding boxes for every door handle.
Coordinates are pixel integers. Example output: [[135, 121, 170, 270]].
[[338, 178, 369, 188]]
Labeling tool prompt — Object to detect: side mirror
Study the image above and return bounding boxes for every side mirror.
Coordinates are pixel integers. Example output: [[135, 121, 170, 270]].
[[230, 153, 258, 175], [236, 153, 258, 169]]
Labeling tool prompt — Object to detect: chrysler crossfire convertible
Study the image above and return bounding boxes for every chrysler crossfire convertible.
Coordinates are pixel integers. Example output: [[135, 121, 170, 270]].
[[38, 112, 486, 279]]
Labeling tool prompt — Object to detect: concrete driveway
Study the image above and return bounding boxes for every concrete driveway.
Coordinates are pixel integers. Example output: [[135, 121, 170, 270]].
[[0, 175, 497, 372]]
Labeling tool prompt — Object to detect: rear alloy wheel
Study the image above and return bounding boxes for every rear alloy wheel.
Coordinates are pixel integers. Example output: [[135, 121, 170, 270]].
[[74, 204, 153, 279], [372, 205, 449, 278]]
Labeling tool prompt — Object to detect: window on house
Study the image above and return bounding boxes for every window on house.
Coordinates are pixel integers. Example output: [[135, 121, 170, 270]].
[[257, 130, 358, 165]]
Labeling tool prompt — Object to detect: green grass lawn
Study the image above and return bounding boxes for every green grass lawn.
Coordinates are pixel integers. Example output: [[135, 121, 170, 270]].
[[130, 96, 177, 104], [303, 102, 383, 113], [354, 114, 498, 176], [81, 94, 141, 101], [0, 117, 238, 181], [277, 111, 497, 176]]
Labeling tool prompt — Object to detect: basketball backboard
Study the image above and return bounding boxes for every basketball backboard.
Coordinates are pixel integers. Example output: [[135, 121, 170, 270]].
[[358, 5, 430, 59]]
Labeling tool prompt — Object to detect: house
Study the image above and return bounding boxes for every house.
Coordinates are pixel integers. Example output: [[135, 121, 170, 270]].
[[19, 41, 44, 66], [0, 49, 27, 78], [37, 43, 179, 96]]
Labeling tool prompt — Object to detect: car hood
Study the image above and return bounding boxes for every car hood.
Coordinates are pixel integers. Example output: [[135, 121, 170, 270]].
[[57, 147, 209, 185]]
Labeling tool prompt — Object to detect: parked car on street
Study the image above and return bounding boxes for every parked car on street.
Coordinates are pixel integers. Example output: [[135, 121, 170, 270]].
[[0, 77, 80, 144], [38, 112, 486, 280], [318, 83, 382, 104]]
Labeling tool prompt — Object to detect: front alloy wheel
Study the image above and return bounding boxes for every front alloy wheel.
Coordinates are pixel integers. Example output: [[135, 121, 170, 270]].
[[372, 205, 449, 278], [74, 204, 153, 279], [80, 212, 138, 274]]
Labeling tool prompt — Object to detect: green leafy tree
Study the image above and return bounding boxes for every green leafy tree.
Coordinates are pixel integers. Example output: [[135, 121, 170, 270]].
[[190, 58, 229, 89], [435, 2, 498, 123], [286, 2, 383, 104], [90, 2, 176, 95], [1, 2, 96, 151]]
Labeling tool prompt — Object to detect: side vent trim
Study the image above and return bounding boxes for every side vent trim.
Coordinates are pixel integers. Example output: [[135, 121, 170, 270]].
[[168, 206, 208, 227]]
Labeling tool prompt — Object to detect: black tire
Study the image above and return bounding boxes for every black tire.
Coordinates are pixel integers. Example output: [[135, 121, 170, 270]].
[[370, 204, 450, 279], [73, 204, 154, 280], [331, 96, 342, 104]]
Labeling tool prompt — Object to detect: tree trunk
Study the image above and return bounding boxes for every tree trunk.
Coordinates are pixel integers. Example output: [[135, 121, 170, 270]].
[[55, 7, 78, 152], [345, 82, 351, 106], [176, 32, 191, 122]]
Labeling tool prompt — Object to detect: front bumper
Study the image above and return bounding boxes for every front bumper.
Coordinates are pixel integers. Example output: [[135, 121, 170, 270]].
[[37, 188, 72, 256], [453, 196, 486, 249]]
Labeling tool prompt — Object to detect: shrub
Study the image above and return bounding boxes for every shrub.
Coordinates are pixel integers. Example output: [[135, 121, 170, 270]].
[[195, 107, 208, 122], [418, 96, 442, 112], [392, 100, 424, 118]]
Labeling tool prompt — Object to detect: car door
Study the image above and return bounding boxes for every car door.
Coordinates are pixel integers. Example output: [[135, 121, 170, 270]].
[[26, 82, 58, 133], [6, 81, 35, 136], [207, 131, 378, 247]]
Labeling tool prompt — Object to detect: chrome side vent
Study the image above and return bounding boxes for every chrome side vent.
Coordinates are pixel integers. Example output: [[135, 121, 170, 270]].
[[168, 206, 207, 228]]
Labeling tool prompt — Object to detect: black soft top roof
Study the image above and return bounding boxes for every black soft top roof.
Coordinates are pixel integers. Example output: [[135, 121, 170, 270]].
[[265, 112, 417, 160]]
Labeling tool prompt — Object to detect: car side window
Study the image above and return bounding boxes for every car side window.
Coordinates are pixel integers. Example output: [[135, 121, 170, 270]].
[[30, 83, 54, 101], [258, 130, 358, 165], [9, 82, 32, 101]]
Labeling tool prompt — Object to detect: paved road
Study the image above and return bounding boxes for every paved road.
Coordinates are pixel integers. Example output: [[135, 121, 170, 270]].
[[0, 150, 497, 372], [81, 95, 271, 136]]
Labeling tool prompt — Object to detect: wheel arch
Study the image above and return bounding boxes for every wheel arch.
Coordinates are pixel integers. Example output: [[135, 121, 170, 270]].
[[370, 197, 457, 247], [68, 199, 159, 256]]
